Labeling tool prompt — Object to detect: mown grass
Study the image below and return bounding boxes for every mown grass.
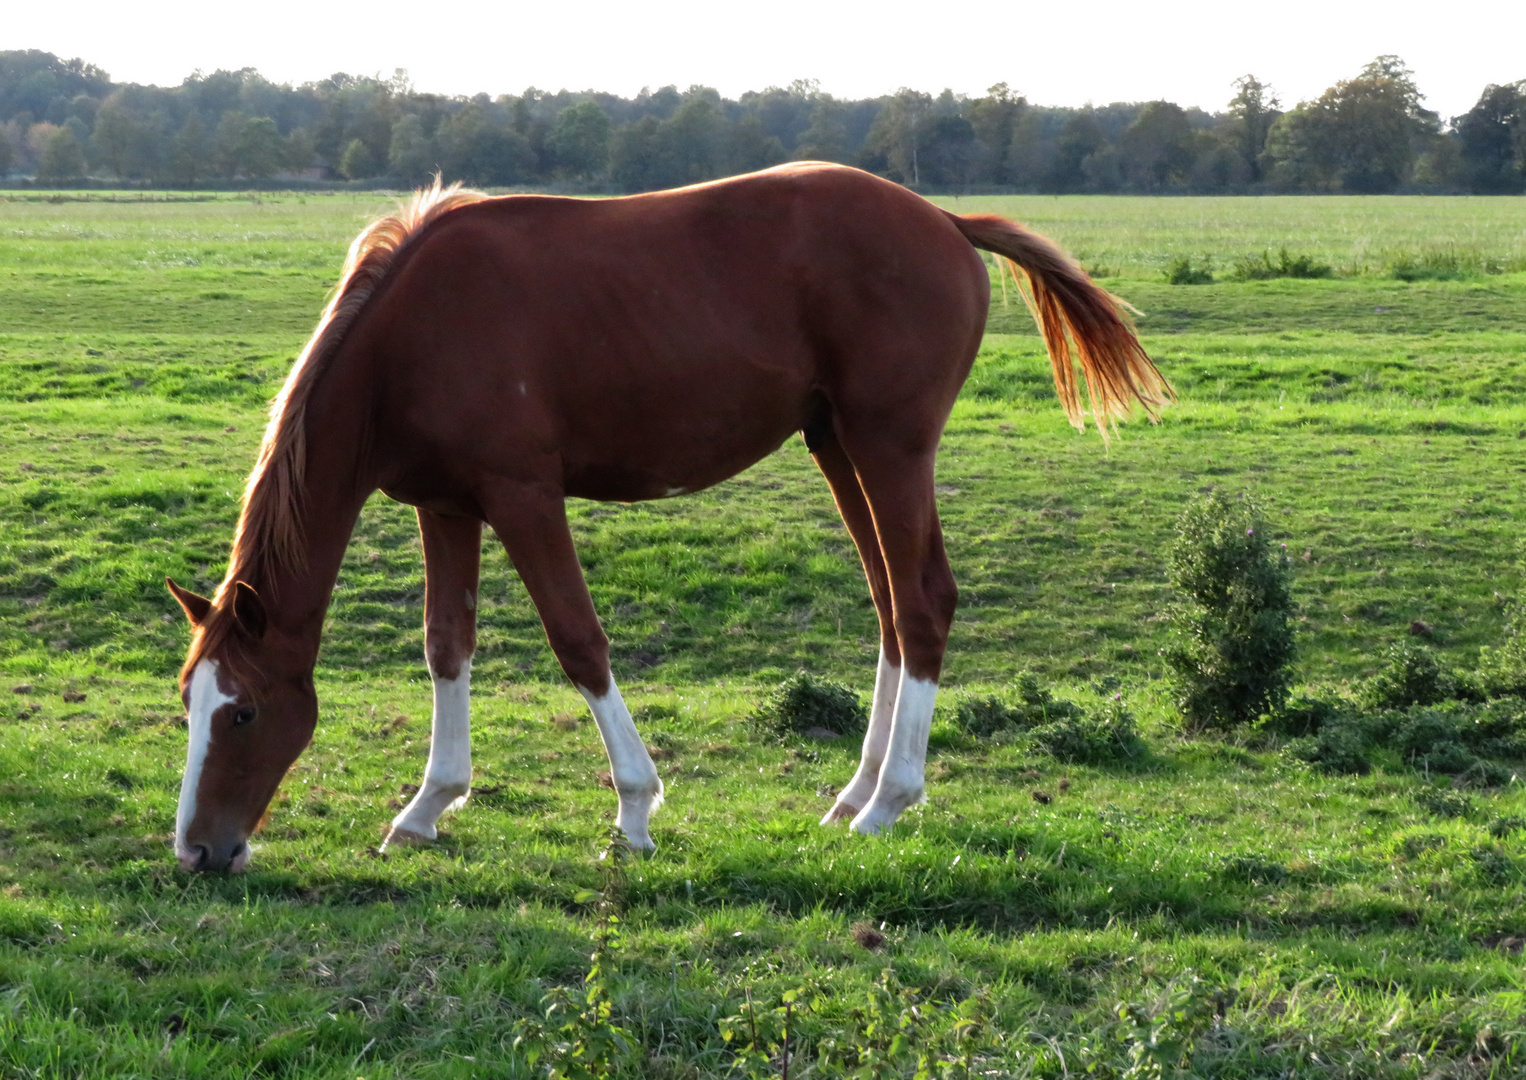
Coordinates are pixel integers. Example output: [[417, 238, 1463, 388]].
[[1, 194, 1525, 1077]]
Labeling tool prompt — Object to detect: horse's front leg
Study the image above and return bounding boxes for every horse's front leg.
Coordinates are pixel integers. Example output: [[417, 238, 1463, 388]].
[[483, 482, 663, 851], [384, 509, 483, 848]]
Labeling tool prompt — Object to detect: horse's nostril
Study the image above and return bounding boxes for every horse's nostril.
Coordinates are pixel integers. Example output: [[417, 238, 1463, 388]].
[[177, 844, 210, 872]]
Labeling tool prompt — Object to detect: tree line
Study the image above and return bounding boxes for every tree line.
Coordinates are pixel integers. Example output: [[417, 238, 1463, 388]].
[[1, 50, 1523, 194]]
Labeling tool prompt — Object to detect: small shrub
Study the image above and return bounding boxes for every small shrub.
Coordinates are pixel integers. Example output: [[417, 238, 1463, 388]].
[[1030, 697, 1144, 765], [1361, 643, 1457, 709], [1230, 248, 1333, 281], [1112, 970, 1231, 1080], [749, 673, 866, 740], [1284, 720, 1370, 775], [951, 672, 1085, 737], [1488, 815, 1526, 838], [1164, 255, 1214, 285], [1414, 786, 1474, 819], [1263, 694, 1345, 738], [1470, 845, 1521, 886], [1164, 491, 1296, 730]]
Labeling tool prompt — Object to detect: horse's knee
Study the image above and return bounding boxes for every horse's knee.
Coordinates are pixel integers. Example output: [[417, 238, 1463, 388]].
[[425, 619, 475, 680], [550, 626, 611, 691]]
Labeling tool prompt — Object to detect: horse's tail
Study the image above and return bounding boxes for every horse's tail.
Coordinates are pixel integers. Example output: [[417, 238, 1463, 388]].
[[948, 212, 1173, 436]]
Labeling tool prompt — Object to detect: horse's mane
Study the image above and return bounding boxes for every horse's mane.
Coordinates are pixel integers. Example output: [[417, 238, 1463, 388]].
[[183, 179, 489, 682]]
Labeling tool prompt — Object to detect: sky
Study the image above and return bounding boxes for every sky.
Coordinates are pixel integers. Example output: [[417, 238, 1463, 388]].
[[7, 0, 1524, 122]]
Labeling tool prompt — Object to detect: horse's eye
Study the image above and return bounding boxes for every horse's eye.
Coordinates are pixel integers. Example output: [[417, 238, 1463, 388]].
[[233, 705, 257, 727]]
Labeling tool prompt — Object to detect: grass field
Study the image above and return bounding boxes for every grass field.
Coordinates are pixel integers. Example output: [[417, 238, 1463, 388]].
[[2, 191, 1526, 1078]]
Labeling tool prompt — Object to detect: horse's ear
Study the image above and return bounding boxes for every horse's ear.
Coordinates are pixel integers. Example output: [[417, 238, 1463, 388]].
[[166, 578, 213, 626], [231, 581, 268, 640]]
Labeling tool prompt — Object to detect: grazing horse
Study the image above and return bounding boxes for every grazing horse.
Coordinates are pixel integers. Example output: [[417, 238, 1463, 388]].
[[166, 162, 1168, 872]]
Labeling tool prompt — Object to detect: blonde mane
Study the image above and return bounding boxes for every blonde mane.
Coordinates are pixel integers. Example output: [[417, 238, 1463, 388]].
[[184, 179, 489, 680]]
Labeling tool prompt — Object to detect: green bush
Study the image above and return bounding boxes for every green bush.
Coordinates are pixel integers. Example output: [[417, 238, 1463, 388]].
[[1414, 786, 1474, 819], [1284, 720, 1371, 775], [1164, 492, 1296, 730], [1263, 694, 1345, 738], [1360, 643, 1459, 709], [1230, 248, 1333, 280], [1029, 697, 1144, 764], [950, 672, 1085, 737], [1164, 255, 1214, 285], [749, 672, 866, 739]]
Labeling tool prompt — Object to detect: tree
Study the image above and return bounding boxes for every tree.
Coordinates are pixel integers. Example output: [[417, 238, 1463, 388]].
[[1224, 76, 1279, 182], [171, 113, 212, 184], [865, 88, 932, 185], [965, 83, 1026, 184], [1122, 101, 1196, 189], [338, 137, 378, 179], [234, 116, 283, 179], [0, 126, 13, 176], [37, 124, 85, 181], [437, 102, 534, 185], [726, 113, 785, 174], [793, 96, 848, 162], [1455, 82, 1526, 193], [545, 101, 611, 179], [1264, 55, 1438, 192], [387, 113, 436, 184]]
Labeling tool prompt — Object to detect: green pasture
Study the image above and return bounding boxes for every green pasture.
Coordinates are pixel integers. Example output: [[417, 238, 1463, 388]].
[[1, 193, 1525, 1077]]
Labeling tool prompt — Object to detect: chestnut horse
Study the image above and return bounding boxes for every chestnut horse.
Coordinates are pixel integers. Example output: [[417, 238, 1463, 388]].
[[166, 162, 1168, 872]]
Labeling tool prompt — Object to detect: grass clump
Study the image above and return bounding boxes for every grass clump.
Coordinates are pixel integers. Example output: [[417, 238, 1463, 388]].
[[1386, 248, 1494, 282], [1229, 248, 1333, 280], [749, 672, 866, 739], [1164, 491, 1296, 731], [1358, 642, 1468, 709], [1163, 255, 1215, 284]]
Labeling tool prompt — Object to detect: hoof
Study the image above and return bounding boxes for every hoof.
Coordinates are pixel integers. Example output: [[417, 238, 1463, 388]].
[[819, 801, 860, 826], [381, 826, 434, 850]]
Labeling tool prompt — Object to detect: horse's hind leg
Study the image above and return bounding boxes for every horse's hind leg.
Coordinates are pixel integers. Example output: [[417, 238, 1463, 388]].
[[835, 439, 957, 836], [385, 509, 483, 847], [810, 429, 903, 825], [482, 483, 663, 851]]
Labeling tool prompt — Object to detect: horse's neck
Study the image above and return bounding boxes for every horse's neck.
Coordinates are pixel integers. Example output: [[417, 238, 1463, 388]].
[[250, 367, 375, 658]]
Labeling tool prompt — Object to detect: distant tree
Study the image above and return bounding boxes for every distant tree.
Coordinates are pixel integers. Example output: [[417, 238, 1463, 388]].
[[545, 101, 612, 179], [337, 136, 378, 179], [608, 114, 661, 191], [793, 96, 849, 162], [1122, 100, 1196, 189], [1224, 76, 1279, 182], [387, 113, 436, 184], [437, 102, 534, 185], [0, 126, 12, 175], [1049, 109, 1106, 192], [37, 124, 84, 181], [653, 91, 727, 186], [234, 116, 283, 179], [918, 112, 981, 188], [171, 113, 212, 184], [1455, 82, 1526, 193], [91, 99, 137, 177], [1263, 55, 1437, 192], [865, 88, 932, 185], [726, 113, 786, 174], [964, 82, 1026, 184]]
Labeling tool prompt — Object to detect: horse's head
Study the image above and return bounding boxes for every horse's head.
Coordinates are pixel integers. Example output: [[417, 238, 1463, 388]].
[[167, 578, 316, 872]]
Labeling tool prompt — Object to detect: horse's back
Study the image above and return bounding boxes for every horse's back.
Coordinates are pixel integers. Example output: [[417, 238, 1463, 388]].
[[361, 164, 990, 503]]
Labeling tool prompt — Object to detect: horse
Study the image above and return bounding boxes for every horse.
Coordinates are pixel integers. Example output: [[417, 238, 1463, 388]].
[[166, 162, 1169, 872]]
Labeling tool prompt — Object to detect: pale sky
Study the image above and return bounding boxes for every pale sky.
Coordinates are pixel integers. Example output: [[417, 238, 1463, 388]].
[[7, 0, 1523, 123]]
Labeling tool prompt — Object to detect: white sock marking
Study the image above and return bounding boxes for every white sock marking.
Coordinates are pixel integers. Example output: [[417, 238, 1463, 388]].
[[176, 659, 235, 865], [388, 659, 473, 842], [578, 677, 663, 851], [821, 648, 900, 823], [850, 673, 938, 835]]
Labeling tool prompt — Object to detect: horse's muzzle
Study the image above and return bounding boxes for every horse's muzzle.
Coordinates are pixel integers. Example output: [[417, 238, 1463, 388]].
[[177, 839, 250, 873]]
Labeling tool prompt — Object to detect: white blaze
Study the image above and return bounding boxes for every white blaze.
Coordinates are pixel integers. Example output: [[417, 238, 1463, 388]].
[[176, 659, 235, 860]]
